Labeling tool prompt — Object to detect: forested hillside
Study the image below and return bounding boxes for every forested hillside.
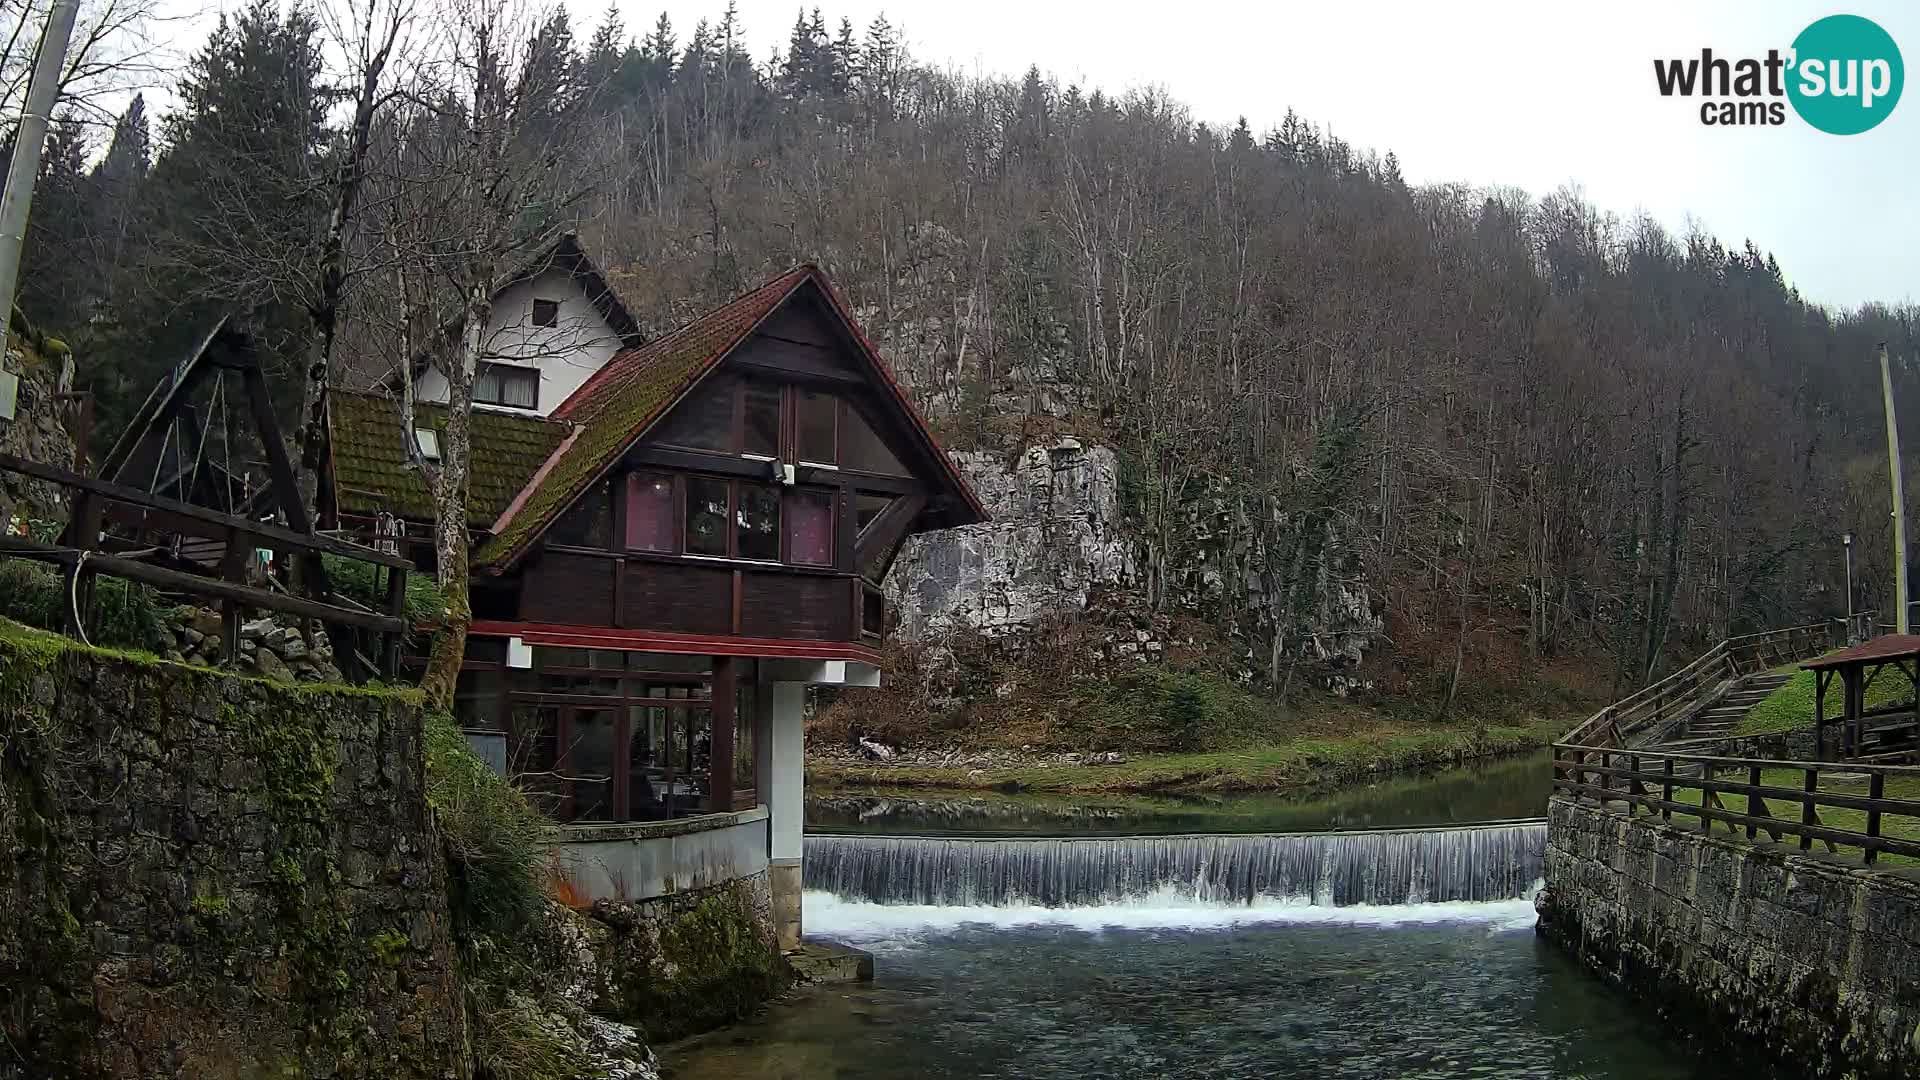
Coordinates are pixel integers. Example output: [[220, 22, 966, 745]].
[[22, 0, 1920, 715]]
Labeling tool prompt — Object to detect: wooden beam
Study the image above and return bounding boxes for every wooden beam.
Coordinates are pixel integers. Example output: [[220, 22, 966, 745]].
[[709, 655, 736, 813], [0, 537, 406, 633], [0, 452, 410, 569], [855, 493, 926, 576], [240, 364, 308, 532]]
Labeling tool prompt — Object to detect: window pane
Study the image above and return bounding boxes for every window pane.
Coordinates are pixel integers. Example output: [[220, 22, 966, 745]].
[[453, 669, 504, 730], [532, 298, 559, 327], [653, 379, 734, 452], [501, 368, 538, 408], [843, 405, 908, 475], [743, 382, 781, 457], [686, 477, 730, 555], [550, 479, 611, 547], [856, 493, 894, 536], [473, 365, 501, 403], [628, 704, 671, 820], [567, 708, 617, 822], [737, 483, 781, 561], [735, 680, 756, 793], [511, 704, 564, 817], [786, 490, 833, 565], [797, 390, 836, 463], [625, 472, 675, 552]]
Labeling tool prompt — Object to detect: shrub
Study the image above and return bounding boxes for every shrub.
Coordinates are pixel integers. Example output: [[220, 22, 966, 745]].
[[423, 713, 548, 941], [320, 552, 445, 625], [0, 559, 165, 651]]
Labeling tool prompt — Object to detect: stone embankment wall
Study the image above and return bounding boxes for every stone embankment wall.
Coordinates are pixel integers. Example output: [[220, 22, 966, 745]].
[[0, 622, 468, 1079], [1540, 797, 1920, 1080]]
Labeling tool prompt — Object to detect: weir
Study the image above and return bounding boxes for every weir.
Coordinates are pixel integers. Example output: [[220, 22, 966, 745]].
[[804, 820, 1545, 907]]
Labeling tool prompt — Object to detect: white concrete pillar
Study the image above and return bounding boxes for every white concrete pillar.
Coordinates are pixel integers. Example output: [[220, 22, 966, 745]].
[[765, 680, 806, 950]]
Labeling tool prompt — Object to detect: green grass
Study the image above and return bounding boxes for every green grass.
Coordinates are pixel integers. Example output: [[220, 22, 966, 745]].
[[808, 716, 1565, 794], [1661, 767, 1920, 866], [1736, 666, 1916, 737]]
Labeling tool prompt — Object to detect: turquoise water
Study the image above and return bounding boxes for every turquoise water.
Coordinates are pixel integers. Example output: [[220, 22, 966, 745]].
[[669, 756, 1741, 1079], [666, 895, 1743, 1079]]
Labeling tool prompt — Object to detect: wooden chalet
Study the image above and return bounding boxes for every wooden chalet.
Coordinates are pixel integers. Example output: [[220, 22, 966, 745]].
[[321, 255, 985, 942]]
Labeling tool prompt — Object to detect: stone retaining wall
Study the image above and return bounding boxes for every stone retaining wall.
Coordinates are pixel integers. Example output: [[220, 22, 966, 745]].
[[1540, 796, 1920, 1079], [0, 622, 467, 1079]]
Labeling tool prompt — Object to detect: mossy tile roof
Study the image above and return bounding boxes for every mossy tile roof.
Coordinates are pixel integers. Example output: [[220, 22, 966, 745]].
[[328, 389, 570, 526]]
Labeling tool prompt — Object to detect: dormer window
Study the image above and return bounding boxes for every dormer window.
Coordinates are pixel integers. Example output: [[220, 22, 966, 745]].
[[474, 363, 539, 410], [531, 298, 560, 328], [413, 427, 441, 461]]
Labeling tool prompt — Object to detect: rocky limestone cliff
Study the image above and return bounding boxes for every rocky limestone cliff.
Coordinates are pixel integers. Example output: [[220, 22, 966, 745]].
[[889, 440, 1133, 639], [888, 436, 1383, 683]]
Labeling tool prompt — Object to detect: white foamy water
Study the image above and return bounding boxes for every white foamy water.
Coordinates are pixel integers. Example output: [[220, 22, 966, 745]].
[[804, 884, 1541, 945]]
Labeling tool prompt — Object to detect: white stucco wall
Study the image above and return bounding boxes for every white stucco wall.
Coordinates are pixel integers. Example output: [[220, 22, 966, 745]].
[[554, 807, 771, 902], [414, 267, 624, 417]]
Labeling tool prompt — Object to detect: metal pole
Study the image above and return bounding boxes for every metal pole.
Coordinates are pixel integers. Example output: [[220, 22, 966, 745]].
[[0, 0, 81, 324], [1882, 343, 1909, 634], [1844, 532, 1857, 644]]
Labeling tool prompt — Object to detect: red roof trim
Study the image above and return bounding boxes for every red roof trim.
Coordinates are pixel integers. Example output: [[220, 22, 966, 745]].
[[470, 620, 883, 664]]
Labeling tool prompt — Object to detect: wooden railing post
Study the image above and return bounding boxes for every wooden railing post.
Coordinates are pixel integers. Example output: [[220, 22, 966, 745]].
[[1866, 771, 1885, 866], [1662, 757, 1674, 820], [1746, 764, 1762, 840], [1800, 768, 1818, 852]]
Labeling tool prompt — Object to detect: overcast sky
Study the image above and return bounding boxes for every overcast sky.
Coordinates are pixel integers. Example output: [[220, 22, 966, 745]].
[[591, 0, 1915, 310], [155, 0, 1915, 308]]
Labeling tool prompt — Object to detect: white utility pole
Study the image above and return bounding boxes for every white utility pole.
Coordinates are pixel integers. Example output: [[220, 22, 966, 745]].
[[0, 0, 81, 324], [1882, 342, 1909, 634]]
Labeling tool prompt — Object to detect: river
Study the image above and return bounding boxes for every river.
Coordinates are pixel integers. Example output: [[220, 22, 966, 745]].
[[664, 754, 1745, 1079]]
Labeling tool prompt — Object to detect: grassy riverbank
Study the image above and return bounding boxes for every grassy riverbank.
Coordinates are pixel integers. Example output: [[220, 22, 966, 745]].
[[807, 713, 1568, 795]]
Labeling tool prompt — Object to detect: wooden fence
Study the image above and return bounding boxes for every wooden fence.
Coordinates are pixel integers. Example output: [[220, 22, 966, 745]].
[[1552, 746, 1920, 865], [0, 450, 410, 675], [1557, 620, 1848, 751]]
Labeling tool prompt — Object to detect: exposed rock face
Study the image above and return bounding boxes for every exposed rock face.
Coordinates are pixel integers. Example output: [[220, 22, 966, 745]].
[[0, 345, 75, 527], [888, 438, 1382, 676], [890, 441, 1134, 638], [589, 874, 791, 1044]]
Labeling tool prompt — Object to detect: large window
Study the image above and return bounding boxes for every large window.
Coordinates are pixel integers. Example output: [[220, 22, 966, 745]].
[[625, 472, 674, 552], [550, 479, 612, 547], [645, 376, 912, 478], [474, 362, 539, 409], [686, 477, 730, 556], [737, 484, 781, 561], [797, 389, 837, 464], [743, 381, 781, 457], [787, 490, 834, 565]]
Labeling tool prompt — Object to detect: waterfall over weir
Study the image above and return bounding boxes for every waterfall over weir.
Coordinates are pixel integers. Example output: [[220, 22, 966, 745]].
[[804, 821, 1545, 908]]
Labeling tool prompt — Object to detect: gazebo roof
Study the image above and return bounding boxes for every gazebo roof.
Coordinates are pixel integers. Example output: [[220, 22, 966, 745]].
[[1802, 634, 1920, 671]]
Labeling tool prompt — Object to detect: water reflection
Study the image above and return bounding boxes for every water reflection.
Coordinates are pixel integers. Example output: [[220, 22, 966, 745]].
[[807, 750, 1554, 837]]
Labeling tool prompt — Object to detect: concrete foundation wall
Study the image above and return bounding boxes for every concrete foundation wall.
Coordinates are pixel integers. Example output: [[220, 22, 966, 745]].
[[1541, 796, 1920, 1079], [555, 808, 770, 903]]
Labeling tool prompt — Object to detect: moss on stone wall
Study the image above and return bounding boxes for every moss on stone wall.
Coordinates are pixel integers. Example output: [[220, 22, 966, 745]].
[[593, 875, 792, 1043], [0, 618, 469, 1079]]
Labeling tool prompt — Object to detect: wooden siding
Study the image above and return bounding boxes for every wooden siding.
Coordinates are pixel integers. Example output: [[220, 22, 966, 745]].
[[622, 560, 733, 635], [520, 552, 616, 625], [739, 571, 851, 640]]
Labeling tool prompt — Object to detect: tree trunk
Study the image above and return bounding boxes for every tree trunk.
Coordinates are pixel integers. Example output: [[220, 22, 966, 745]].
[[420, 280, 489, 711], [295, 23, 397, 522]]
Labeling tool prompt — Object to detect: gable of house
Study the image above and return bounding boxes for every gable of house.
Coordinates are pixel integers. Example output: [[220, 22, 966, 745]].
[[471, 266, 984, 571]]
